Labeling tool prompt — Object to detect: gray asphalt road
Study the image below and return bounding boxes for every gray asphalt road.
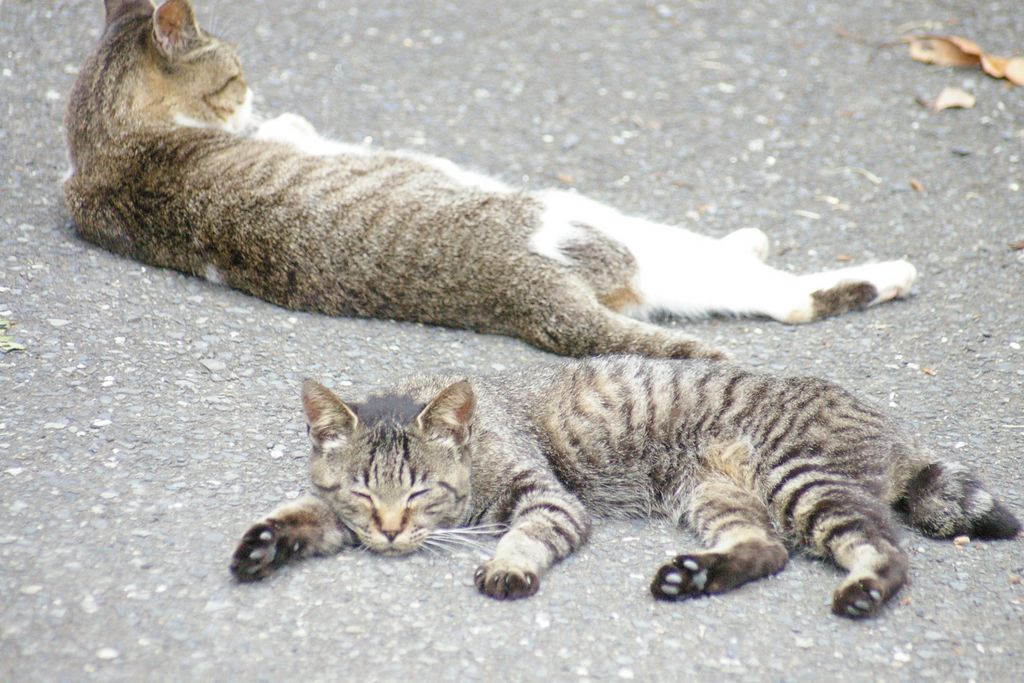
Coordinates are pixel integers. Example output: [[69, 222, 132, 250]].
[[2, 1, 1022, 681]]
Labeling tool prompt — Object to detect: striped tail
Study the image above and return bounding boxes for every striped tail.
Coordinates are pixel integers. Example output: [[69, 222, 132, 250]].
[[903, 462, 1021, 539]]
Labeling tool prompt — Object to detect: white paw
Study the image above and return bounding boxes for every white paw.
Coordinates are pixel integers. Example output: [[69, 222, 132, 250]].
[[254, 113, 318, 144], [721, 228, 770, 262], [801, 259, 918, 305], [862, 259, 917, 304]]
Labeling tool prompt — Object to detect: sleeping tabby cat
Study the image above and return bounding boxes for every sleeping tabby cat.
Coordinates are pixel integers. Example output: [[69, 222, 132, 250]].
[[66, 1, 918, 359], [230, 356, 1020, 618]]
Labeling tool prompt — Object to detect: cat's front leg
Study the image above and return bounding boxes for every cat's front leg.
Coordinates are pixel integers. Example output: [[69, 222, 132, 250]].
[[253, 113, 370, 157], [474, 477, 592, 600], [230, 494, 355, 582]]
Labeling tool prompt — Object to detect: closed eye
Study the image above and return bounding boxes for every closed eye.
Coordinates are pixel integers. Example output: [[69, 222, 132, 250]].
[[210, 74, 241, 97], [313, 482, 340, 493], [351, 490, 372, 501], [407, 489, 431, 501]]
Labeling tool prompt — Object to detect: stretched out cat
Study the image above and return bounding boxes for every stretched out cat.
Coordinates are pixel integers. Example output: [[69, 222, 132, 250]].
[[230, 356, 1019, 619], [65, 0, 918, 359]]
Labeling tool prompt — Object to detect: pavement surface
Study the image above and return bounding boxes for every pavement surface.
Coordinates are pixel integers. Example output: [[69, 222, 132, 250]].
[[2, 0, 1023, 681]]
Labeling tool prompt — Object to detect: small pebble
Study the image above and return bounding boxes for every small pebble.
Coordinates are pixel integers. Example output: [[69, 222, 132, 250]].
[[96, 647, 119, 660], [200, 358, 226, 372]]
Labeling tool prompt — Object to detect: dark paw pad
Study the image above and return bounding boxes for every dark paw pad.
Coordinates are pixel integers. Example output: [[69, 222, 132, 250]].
[[832, 578, 886, 619], [474, 562, 540, 600], [650, 554, 720, 601], [230, 521, 301, 582]]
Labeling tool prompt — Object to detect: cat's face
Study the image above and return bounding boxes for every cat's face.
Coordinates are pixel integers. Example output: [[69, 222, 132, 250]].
[[301, 380, 475, 555], [105, 0, 252, 132]]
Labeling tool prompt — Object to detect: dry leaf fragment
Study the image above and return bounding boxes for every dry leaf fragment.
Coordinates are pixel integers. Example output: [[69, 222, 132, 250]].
[[909, 36, 982, 67], [981, 53, 1010, 78], [930, 86, 976, 111], [1005, 57, 1024, 86], [835, 254, 852, 262], [946, 35, 983, 57], [910, 178, 925, 194], [908, 34, 1024, 86], [1010, 239, 1024, 251], [979, 54, 1024, 85], [922, 367, 937, 376]]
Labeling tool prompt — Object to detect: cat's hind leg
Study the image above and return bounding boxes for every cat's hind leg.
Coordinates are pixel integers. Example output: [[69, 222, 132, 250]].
[[652, 442, 788, 601], [531, 189, 916, 323], [783, 484, 908, 618], [230, 495, 355, 581]]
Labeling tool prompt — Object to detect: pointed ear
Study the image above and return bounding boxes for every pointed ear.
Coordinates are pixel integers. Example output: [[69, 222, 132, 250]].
[[301, 379, 359, 448], [153, 0, 202, 57], [415, 381, 475, 446], [105, 0, 154, 26]]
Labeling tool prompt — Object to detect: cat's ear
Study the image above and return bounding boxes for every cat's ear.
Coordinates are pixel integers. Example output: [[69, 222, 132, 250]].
[[153, 0, 202, 58], [415, 381, 475, 446], [105, 0, 154, 26], [301, 379, 359, 448]]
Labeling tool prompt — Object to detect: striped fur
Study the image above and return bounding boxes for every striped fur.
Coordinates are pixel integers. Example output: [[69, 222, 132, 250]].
[[231, 357, 1021, 618], [66, 2, 918, 362]]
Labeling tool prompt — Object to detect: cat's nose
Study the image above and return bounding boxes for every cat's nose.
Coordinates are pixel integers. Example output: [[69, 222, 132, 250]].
[[381, 529, 400, 542]]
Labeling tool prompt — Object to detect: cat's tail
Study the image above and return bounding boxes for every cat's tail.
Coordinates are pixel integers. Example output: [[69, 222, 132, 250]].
[[901, 461, 1021, 539]]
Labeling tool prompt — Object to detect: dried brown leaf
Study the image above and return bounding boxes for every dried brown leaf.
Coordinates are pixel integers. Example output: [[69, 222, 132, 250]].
[[946, 35, 983, 57], [908, 33, 1024, 86], [922, 366, 937, 376], [835, 254, 852, 263], [981, 53, 1010, 78], [910, 178, 925, 194], [1005, 57, 1024, 85], [1010, 239, 1024, 251], [931, 86, 975, 111], [909, 36, 981, 67]]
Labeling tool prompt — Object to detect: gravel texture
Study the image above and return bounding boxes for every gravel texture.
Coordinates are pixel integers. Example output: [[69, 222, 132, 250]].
[[2, 1, 1023, 681]]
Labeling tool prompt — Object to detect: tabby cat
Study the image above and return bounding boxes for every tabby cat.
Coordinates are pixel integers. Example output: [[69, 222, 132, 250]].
[[230, 356, 1020, 618], [66, 0, 918, 359]]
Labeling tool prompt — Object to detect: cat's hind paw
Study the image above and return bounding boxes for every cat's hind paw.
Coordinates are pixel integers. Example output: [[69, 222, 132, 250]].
[[832, 577, 887, 619], [230, 521, 301, 582], [651, 554, 717, 601], [775, 260, 918, 324], [651, 542, 787, 601], [474, 560, 540, 600]]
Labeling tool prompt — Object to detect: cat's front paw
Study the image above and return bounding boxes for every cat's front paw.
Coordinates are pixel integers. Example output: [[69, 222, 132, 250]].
[[230, 521, 301, 582], [254, 113, 318, 143], [474, 559, 540, 600]]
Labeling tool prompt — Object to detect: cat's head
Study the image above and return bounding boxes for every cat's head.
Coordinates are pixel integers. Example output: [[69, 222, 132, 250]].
[[300, 379, 476, 555], [75, 1, 252, 134]]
